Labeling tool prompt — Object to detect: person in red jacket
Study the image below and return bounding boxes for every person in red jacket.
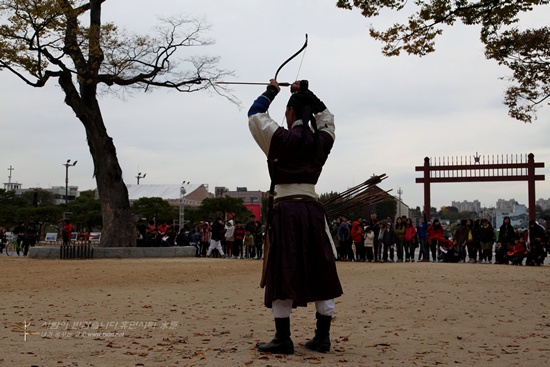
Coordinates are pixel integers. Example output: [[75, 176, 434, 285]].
[[351, 220, 364, 261], [232, 221, 245, 259], [428, 219, 453, 262], [403, 218, 417, 262], [506, 238, 526, 265], [62, 219, 73, 246]]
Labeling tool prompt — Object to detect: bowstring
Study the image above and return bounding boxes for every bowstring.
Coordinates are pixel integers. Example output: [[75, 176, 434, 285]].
[[280, 47, 308, 127]]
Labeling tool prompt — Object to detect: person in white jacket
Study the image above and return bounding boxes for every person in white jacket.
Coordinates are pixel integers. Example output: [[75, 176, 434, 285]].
[[224, 220, 235, 258], [364, 226, 375, 262]]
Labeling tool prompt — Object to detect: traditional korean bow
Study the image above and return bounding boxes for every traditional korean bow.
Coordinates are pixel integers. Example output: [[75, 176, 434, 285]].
[[217, 34, 308, 87]]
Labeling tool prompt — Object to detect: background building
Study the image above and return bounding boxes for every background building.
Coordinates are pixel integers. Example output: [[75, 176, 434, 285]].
[[496, 198, 519, 212], [4, 182, 80, 204], [495, 204, 528, 229], [126, 183, 210, 208], [536, 198, 550, 210], [451, 200, 481, 213], [216, 186, 266, 221]]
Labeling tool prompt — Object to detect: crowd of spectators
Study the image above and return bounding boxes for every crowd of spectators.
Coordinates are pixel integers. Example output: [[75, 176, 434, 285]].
[[133, 212, 548, 266], [5, 212, 545, 268], [136, 214, 265, 259], [332, 213, 548, 266]]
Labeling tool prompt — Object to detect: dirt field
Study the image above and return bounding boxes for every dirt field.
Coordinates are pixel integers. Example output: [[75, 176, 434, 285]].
[[1, 256, 549, 367]]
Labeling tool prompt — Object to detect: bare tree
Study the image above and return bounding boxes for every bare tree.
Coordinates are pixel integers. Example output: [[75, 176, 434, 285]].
[[0, 0, 235, 246]]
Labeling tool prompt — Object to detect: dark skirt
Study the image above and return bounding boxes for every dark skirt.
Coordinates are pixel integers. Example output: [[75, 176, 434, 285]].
[[264, 200, 343, 308]]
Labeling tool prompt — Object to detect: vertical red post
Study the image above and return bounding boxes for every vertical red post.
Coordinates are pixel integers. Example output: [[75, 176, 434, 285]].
[[527, 153, 536, 221], [423, 157, 431, 222]]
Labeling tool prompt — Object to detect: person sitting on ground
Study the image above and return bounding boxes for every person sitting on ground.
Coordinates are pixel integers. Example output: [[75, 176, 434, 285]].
[[494, 241, 506, 264], [506, 238, 526, 265], [440, 237, 459, 263], [525, 238, 546, 266], [176, 228, 189, 247], [453, 219, 469, 263]]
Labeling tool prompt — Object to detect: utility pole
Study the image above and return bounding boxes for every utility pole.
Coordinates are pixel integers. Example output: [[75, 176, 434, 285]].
[[63, 159, 77, 204], [7, 165, 14, 183], [179, 181, 188, 231], [136, 172, 146, 185], [397, 187, 403, 218]]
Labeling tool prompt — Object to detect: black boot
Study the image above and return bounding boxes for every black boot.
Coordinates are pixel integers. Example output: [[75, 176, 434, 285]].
[[305, 312, 332, 353], [257, 317, 294, 354]]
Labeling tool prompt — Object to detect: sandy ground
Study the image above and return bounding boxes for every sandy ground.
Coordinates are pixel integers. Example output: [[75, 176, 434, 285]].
[[1, 255, 549, 367]]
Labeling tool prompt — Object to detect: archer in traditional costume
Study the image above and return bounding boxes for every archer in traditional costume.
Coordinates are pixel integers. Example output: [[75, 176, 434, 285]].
[[248, 79, 343, 354]]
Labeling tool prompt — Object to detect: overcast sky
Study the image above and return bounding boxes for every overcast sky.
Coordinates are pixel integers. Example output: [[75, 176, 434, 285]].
[[1, 0, 549, 211]]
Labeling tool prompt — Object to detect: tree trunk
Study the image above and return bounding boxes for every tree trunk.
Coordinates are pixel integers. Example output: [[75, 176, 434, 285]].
[[85, 112, 136, 247], [59, 72, 135, 247]]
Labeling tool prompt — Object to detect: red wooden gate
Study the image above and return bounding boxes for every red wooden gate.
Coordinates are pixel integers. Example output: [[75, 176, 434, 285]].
[[416, 153, 545, 221]]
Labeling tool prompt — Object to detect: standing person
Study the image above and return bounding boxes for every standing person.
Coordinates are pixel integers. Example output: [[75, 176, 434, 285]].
[[416, 213, 429, 262], [403, 218, 417, 262], [13, 222, 25, 256], [351, 220, 365, 261], [382, 222, 396, 262], [465, 219, 477, 263], [62, 219, 74, 246], [330, 218, 342, 260], [376, 221, 385, 262], [427, 218, 444, 262], [224, 220, 235, 258], [478, 218, 495, 264], [337, 215, 352, 261], [394, 217, 405, 262], [254, 221, 264, 260], [249, 79, 343, 354], [243, 229, 255, 259], [22, 218, 39, 256], [206, 217, 225, 258], [363, 226, 375, 262], [232, 220, 245, 259], [199, 222, 211, 257], [472, 219, 482, 263], [244, 215, 257, 240], [368, 214, 381, 262], [244, 215, 256, 258]]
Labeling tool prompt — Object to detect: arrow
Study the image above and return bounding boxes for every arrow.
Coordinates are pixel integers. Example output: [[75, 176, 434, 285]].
[[215, 81, 291, 87]]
